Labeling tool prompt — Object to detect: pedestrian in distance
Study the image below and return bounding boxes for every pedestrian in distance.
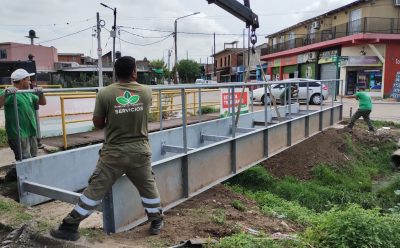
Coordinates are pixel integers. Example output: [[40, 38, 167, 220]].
[[344, 87, 375, 133], [0, 69, 46, 182], [50, 56, 164, 241]]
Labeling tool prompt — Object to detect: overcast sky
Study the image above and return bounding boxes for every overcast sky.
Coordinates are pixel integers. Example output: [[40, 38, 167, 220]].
[[0, 0, 355, 64]]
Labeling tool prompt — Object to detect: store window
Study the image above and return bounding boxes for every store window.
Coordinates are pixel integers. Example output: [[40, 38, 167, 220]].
[[0, 49, 7, 59], [346, 69, 382, 95]]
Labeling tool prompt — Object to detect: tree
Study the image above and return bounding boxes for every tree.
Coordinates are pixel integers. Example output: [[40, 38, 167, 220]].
[[149, 59, 170, 84], [176, 59, 201, 83]]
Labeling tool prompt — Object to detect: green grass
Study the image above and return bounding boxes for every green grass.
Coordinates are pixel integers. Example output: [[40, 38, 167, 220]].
[[343, 119, 400, 130], [199, 106, 220, 114], [223, 132, 400, 247], [211, 233, 305, 248], [229, 137, 398, 213], [0, 198, 32, 227], [303, 204, 400, 248], [0, 128, 8, 147], [210, 208, 226, 225], [231, 200, 246, 212]]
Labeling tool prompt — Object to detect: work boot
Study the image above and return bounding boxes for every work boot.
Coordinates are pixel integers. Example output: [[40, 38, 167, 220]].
[[149, 217, 164, 235], [50, 221, 80, 241], [344, 126, 353, 133]]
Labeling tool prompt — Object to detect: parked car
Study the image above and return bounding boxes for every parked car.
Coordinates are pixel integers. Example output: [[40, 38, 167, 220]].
[[252, 78, 329, 105], [195, 79, 218, 85]]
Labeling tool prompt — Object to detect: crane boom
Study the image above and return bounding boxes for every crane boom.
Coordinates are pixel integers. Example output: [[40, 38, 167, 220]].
[[206, 0, 259, 30]]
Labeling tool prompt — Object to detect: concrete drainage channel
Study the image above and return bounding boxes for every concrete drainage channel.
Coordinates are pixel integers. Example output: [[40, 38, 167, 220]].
[[14, 81, 342, 234]]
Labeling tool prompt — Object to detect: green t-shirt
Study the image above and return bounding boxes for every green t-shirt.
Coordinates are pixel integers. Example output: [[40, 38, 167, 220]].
[[93, 82, 152, 153], [355, 92, 372, 110], [0, 91, 38, 140]]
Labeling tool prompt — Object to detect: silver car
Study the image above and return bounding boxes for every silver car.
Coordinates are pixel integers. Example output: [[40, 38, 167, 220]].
[[252, 79, 329, 105]]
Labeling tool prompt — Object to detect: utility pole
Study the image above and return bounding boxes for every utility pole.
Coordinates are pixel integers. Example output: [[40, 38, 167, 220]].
[[206, 57, 209, 79], [96, 12, 104, 87], [174, 12, 200, 84], [111, 8, 117, 83], [174, 20, 178, 84], [167, 49, 171, 83], [213, 32, 216, 80], [100, 3, 117, 83]]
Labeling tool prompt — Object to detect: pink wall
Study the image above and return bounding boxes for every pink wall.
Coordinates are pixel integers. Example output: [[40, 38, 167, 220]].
[[0, 42, 58, 71]]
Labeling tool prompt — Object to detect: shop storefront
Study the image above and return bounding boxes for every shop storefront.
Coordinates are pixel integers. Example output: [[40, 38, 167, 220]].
[[300, 63, 316, 79], [318, 49, 339, 81], [281, 56, 298, 79], [342, 56, 383, 96], [297, 52, 317, 79], [272, 67, 280, 80]]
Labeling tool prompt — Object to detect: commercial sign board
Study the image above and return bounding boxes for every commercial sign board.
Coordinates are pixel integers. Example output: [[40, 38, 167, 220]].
[[273, 59, 281, 67], [318, 50, 339, 64], [281, 56, 297, 66], [341, 56, 382, 67], [297, 52, 317, 64], [220, 88, 249, 117]]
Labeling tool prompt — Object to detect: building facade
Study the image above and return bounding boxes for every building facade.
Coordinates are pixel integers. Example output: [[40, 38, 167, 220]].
[[0, 42, 58, 72], [58, 53, 84, 65], [214, 48, 245, 82], [261, 0, 400, 97]]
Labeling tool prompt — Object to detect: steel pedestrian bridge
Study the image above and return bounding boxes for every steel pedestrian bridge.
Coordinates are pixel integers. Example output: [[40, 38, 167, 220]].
[[14, 80, 343, 233]]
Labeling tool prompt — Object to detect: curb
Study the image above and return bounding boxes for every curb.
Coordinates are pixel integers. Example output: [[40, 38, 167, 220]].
[[372, 102, 400, 105]]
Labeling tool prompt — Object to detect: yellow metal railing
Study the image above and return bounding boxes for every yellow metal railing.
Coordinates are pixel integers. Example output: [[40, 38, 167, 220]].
[[59, 89, 221, 149], [60, 95, 97, 149], [0, 84, 63, 89]]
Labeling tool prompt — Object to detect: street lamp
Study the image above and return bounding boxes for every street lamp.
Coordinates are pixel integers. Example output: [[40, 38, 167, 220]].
[[174, 12, 200, 84], [101, 3, 117, 83]]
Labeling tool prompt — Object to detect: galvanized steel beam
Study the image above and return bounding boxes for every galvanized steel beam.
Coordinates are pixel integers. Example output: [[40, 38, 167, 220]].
[[16, 85, 342, 234]]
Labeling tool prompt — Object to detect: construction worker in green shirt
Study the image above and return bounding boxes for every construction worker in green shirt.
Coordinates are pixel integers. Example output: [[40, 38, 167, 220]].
[[345, 87, 374, 132], [0, 69, 46, 181], [50, 56, 163, 241]]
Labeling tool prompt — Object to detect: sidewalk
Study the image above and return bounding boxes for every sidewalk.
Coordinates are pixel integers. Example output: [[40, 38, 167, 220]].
[[340, 98, 400, 122]]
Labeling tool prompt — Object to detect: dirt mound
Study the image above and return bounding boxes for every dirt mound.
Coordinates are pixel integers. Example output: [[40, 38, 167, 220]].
[[110, 185, 300, 247], [263, 127, 400, 180]]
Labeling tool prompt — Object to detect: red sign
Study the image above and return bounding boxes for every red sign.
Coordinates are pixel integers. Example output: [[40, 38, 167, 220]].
[[222, 92, 248, 108], [384, 43, 400, 96]]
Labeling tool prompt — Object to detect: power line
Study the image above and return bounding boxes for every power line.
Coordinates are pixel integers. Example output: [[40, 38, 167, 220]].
[[118, 25, 269, 36], [119, 29, 172, 39], [39, 26, 95, 44], [5, 26, 95, 49], [118, 33, 173, 47], [0, 15, 110, 27]]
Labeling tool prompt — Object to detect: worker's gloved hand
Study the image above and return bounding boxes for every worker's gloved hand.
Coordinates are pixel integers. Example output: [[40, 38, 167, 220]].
[[34, 87, 44, 97], [4, 87, 18, 96]]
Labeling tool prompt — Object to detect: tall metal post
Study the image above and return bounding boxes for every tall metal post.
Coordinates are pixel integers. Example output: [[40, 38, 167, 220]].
[[174, 20, 178, 84], [112, 8, 117, 83], [173, 12, 200, 84], [96, 12, 104, 87], [213, 32, 216, 79], [100, 3, 117, 83], [167, 49, 171, 83]]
